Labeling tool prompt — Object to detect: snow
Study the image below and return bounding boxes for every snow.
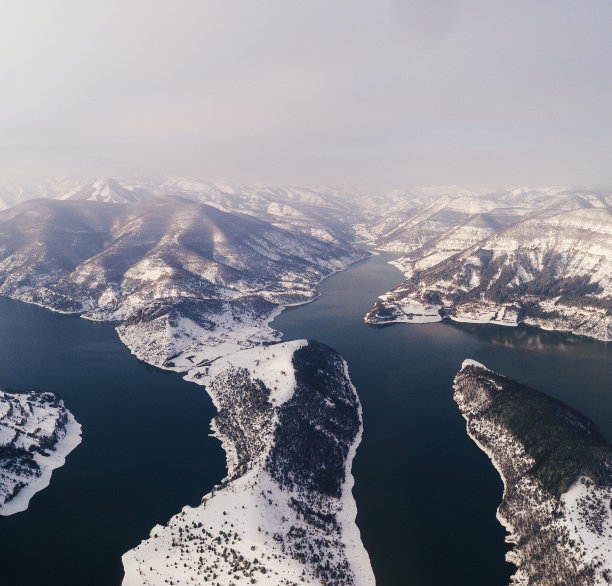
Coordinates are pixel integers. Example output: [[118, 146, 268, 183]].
[[560, 477, 612, 581], [461, 359, 489, 370], [116, 304, 285, 371], [188, 340, 307, 406], [0, 391, 82, 516], [123, 343, 375, 586], [123, 467, 372, 586]]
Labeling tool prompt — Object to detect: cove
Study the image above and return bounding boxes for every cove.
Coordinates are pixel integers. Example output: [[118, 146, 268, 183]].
[[0, 253, 611, 586], [0, 297, 226, 586], [273, 252, 612, 586]]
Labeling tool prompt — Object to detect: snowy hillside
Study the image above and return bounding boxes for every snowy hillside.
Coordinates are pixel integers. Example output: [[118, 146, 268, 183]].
[[454, 361, 612, 585], [365, 192, 612, 341], [0, 197, 366, 367], [123, 341, 374, 586]]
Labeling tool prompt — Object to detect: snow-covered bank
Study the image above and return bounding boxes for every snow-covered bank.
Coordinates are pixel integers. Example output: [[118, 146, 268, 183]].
[[116, 299, 285, 371], [365, 204, 612, 342], [0, 390, 81, 516], [454, 361, 612, 585], [366, 289, 612, 345], [123, 341, 375, 586], [0, 195, 375, 581]]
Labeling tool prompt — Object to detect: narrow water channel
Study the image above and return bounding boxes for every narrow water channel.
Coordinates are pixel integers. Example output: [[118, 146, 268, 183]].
[[0, 253, 610, 586], [273, 252, 612, 586]]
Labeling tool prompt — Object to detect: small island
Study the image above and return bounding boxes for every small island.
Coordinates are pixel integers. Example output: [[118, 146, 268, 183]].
[[454, 360, 612, 585], [0, 389, 82, 516]]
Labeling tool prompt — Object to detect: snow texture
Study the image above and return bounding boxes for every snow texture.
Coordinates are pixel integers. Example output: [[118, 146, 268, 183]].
[[0, 390, 81, 516], [123, 341, 375, 586]]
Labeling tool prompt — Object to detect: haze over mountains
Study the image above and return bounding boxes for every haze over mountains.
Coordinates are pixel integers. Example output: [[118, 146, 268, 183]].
[[1, 176, 611, 344], [0, 176, 611, 585], [360, 187, 612, 341], [0, 177, 366, 244]]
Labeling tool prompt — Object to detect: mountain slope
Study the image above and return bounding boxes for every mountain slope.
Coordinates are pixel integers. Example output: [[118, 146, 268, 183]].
[[363, 186, 612, 253], [366, 207, 612, 341], [148, 177, 367, 244], [454, 360, 612, 585], [123, 341, 374, 586]]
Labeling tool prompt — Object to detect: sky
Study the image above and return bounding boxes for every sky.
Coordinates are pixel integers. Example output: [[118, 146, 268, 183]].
[[1, 0, 611, 188]]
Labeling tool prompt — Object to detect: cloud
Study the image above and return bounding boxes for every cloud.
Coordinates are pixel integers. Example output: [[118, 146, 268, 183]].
[[1, 0, 611, 187]]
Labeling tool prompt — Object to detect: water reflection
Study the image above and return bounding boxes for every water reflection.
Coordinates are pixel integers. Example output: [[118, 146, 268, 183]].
[[449, 321, 590, 351], [275, 253, 612, 586]]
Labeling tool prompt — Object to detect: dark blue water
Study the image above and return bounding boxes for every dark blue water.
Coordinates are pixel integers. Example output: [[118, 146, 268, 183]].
[[0, 298, 226, 586], [273, 253, 612, 586], [0, 254, 610, 586]]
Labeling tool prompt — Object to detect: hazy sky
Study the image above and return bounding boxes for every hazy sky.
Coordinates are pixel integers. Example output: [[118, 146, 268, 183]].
[[1, 0, 611, 187]]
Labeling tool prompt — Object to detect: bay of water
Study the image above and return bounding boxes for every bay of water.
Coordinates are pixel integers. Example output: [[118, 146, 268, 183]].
[[0, 253, 610, 586], [273, 253, 612, 586], [0, 298, 226, 586]]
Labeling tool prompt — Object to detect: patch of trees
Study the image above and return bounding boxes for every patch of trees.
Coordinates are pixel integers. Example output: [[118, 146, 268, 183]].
[[209, 366, 274, 479], [460, 369, 612, 496], [266, 342, 359, 499]]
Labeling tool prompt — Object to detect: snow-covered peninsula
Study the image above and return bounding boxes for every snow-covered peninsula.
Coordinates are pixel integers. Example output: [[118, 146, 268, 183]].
[[123, 341, 374, 586], [0, 390, 81, 516], [0, 194, 374, 583], [0, 197, 367, 369], [454, 361, 612, 585]]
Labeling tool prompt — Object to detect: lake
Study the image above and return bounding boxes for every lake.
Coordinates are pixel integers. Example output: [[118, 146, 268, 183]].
[[0, 298, 225, 586], [273, 252, 612, 586], [0, 252, 611, 585]]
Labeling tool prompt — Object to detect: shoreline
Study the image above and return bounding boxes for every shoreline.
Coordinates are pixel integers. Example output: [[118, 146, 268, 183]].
[[122, 341, 376, 585], [1, 407, 82, 517]]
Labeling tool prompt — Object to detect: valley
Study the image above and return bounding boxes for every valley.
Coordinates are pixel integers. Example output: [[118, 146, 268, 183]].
[[0, 179, 611, 585]]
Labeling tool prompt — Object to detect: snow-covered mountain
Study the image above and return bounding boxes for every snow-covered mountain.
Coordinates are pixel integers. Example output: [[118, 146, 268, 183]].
[[454, 360, 612, 586], [0, 196, 366, 367], [0, 176, 370, 244], [365, 189, 612, 341], [359, 186, 612, 253], [144, 177, 369, 244], [0, 176, 151, 208], [59, 177, 151, 203]]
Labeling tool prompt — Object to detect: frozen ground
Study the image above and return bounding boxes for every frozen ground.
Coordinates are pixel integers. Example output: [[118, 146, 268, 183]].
[[0, 390, 81, 516]]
